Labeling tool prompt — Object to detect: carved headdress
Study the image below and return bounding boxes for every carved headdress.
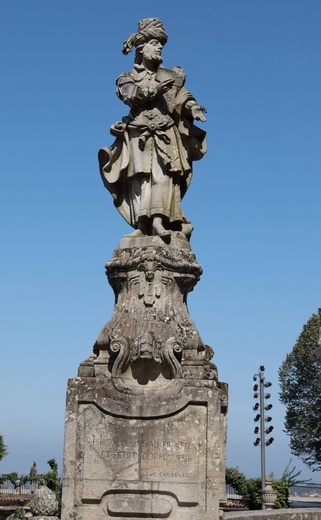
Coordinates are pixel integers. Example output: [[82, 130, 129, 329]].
[[122, 18, 168, 57]]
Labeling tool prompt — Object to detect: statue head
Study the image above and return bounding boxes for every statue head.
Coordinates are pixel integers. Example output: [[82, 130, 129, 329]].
[[122, 18, 168, 64]]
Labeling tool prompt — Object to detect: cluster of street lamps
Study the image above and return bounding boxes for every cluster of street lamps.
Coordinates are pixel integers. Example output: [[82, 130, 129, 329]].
[[253, 365, 274, 509]]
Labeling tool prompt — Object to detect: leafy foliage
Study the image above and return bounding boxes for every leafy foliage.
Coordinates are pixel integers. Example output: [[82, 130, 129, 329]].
[[40, 458, 61, 494], [0, 435, 8, 461], [279, 312, 321, 471], [3, 473, 20, 488], [241, 478, 262, 510], [225, 462, 300, 510], [7, 507, 26, 520], [225, 467, 247, 490], [277, 458, 303, 486], [226, 468, 261, 510], [271, 477, 289, 509], [269, 460, 302, 509]]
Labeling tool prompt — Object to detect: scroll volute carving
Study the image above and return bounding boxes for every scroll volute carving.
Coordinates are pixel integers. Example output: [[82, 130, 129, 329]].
[[107, 332, 182, 382], [162, 337, 182, 379], [109, 338, 130, 377]]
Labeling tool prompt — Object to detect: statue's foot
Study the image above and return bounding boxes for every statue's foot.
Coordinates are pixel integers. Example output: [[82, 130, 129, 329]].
[[124, 229, 144, 238], [152, 218, 171, 238]]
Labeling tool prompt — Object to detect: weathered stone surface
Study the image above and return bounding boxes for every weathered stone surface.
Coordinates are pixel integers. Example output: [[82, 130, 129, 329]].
[[61, 238, 228, 520], [62, 376, 227, 520], [90, 239, 210, 378], [29, 487, 58, 517]]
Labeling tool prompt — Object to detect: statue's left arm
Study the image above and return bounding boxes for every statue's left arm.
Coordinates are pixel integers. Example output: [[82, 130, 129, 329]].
[[173, 85, 207, 163]]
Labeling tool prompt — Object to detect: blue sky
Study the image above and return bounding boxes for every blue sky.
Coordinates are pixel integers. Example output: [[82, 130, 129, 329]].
[[1, 0, 321, 481]]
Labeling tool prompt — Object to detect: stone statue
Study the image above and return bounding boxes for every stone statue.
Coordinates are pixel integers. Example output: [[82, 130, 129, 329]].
[[29, 461, 37, 478], [61, 20, 228, 520], [98, 18, 207, 240]]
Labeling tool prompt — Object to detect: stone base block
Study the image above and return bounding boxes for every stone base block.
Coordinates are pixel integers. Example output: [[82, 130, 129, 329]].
[[61, 374, 227, 520]]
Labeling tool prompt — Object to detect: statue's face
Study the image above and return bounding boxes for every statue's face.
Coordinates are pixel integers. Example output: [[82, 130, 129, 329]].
[[138, 339, 153, 359], [142, 39, 163, 63]]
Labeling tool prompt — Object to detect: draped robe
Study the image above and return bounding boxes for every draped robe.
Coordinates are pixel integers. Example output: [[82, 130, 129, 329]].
[[98, 64, 206, 230]]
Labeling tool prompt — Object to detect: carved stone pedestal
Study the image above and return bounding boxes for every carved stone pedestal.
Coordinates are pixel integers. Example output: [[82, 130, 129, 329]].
[[61, 236, 228, 520]]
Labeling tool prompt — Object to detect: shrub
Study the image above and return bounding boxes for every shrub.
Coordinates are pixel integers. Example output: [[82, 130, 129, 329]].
[[226, 466, 292, 510]]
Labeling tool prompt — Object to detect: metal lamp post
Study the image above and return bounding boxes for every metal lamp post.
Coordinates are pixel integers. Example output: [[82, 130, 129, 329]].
[[253, 365, 274, 509]]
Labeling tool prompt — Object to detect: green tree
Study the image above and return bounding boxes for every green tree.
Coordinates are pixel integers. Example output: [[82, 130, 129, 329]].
[[0, 435, 8, 461], [279, 311, 321, 471]]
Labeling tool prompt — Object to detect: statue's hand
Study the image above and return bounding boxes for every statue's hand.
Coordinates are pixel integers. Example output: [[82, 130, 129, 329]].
[[191, 104, 207, 122], [155, 78, 175, 96]]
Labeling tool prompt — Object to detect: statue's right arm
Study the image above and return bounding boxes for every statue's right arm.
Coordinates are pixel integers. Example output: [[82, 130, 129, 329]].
[[116, 73, 148, 108]]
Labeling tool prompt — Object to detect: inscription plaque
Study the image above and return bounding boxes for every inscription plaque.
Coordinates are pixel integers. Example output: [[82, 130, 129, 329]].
[[81, 403, 206, 489]]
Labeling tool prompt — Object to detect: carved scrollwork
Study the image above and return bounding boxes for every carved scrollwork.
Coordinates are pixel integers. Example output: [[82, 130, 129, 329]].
[[162, 337, 183, 379], [109, 332, 183, 382], [109, 338, 130, 377]]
